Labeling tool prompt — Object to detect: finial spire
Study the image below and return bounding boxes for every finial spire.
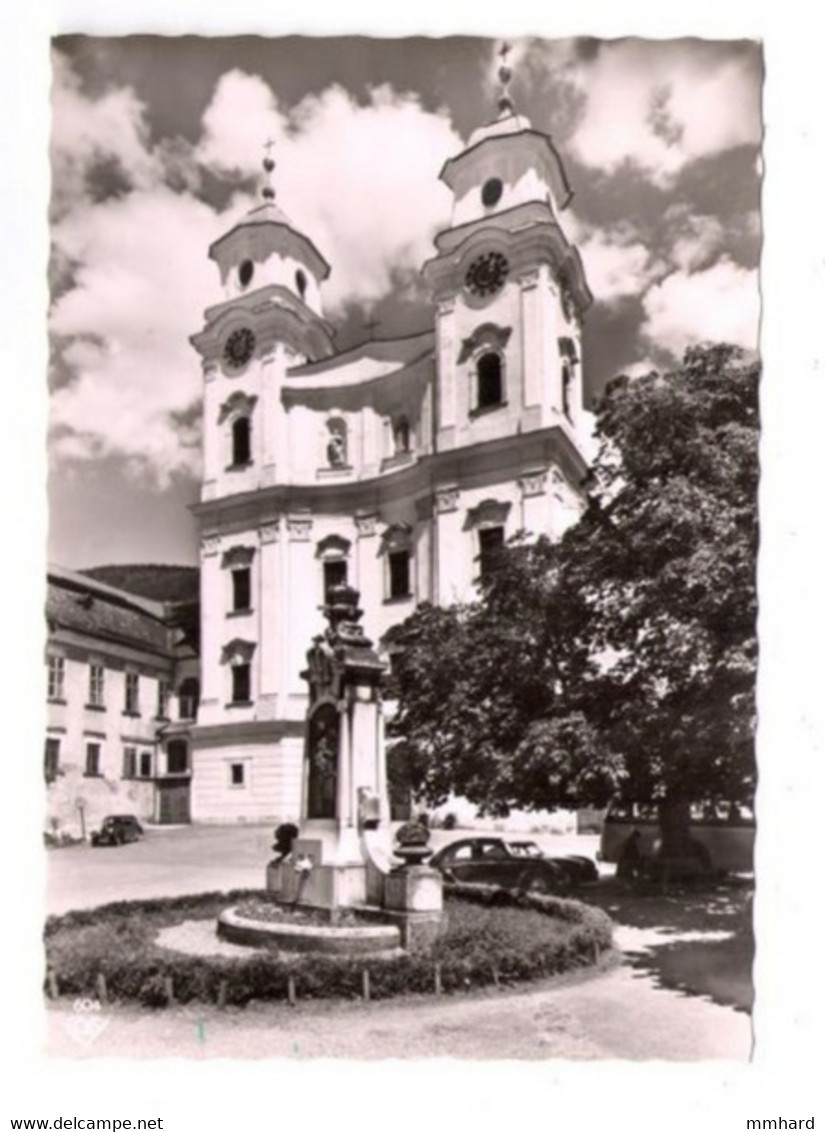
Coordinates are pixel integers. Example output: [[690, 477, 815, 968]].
[[497, 42, 514, 117], [262, 138, 276, 201]]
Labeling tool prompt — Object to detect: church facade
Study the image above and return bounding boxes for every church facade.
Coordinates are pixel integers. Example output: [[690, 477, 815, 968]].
[[188, 88, 593, 823]]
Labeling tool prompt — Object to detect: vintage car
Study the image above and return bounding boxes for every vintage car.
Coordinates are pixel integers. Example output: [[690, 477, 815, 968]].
[[428, 836, 598, 894], [90, 814, 144, 847]]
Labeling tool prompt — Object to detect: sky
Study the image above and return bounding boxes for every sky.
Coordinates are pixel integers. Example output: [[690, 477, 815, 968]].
[[48, 35, 763, 569]]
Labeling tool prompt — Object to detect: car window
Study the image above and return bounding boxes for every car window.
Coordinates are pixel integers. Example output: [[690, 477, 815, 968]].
[[444, 844, 473, 862], [479, 842, 510, 860]]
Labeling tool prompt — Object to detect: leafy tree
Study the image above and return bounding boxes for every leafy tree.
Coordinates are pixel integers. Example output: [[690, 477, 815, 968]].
[[385, 344, 758, 846]]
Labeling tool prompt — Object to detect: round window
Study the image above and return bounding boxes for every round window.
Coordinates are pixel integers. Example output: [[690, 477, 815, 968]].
[[238, 260, 254, 287], [481, 178, 503, 208], [295, 269, 307, 299]]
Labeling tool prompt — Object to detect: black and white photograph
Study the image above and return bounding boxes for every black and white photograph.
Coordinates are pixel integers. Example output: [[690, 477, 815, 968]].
[[4, 3, 825, 1127]]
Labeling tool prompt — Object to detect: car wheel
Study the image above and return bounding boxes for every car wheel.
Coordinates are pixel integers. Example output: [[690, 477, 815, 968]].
[[523, 872, 551, 896]]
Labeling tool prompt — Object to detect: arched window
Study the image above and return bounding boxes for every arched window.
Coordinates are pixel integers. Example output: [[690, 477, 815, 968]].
[[296, 269, 308, 299], [316, 534, 351, 602], [476, 351, 504, 410], [177, 677, 200, 721], [231, 416, 251, 466]]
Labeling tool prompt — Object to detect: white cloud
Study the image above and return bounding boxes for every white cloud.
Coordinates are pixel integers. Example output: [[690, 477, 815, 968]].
[[559, 40, 762, 185], [641, 258, 760, 356], [573, 221, 662, 304], [196, 76, 460, 309], [668, 211, 727, 272], [50, 57, 462, 483], [50, 187, 219, 482], [50, 50, 159, 216]]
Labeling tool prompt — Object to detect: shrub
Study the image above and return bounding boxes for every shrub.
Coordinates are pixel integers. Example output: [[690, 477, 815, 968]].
[[45, 885, 612, 1008]]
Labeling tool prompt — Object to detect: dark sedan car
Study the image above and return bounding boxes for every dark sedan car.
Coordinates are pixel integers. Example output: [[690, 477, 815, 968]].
[[90, 814, 144, 847], [429, 836, 598, 894]]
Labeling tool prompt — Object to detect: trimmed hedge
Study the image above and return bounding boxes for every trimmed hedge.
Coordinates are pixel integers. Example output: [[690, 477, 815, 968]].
[[45, 884, 612, 1008]]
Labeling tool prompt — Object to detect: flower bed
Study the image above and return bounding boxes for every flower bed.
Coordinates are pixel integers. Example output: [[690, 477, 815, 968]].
[[44, 885, 612, 1008]]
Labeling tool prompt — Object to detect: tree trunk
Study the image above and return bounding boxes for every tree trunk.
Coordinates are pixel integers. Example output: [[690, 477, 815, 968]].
[[656, 797, 693, 858]]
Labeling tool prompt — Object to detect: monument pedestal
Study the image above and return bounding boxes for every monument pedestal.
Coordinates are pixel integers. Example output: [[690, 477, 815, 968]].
[[383, 865, 446, 950]]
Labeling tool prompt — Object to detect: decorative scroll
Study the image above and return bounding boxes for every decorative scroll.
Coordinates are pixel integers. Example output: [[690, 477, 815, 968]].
[[457, 323, 512, 365], [434, 486, 459, 514], [218, 390, 258, 425], [221, 545, 256, 570]]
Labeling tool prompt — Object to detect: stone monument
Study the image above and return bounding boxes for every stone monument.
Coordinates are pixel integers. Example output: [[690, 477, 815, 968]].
[[267, 584, 444, 946]]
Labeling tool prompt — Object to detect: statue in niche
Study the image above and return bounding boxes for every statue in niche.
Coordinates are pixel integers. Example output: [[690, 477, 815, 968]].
[[393, 416, 411, 455], [326, 420, 347, 468], [306, 703, 339, 819]]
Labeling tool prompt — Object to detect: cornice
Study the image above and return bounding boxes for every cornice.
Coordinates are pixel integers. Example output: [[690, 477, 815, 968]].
[[192, 424, 589, 528], [190, 285, 336, 365], [423, 215, 592, 317]]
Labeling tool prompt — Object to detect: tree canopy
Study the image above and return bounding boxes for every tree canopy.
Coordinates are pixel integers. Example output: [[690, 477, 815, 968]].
[[385, 344, 759, 817]]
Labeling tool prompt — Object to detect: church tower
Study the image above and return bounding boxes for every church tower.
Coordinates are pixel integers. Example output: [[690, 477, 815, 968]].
[[191, 150, 336, 504], [423, 48, 591, 448], [422, 47, 593, 597]]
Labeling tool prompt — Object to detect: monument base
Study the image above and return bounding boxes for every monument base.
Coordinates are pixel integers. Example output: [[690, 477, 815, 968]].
[[267, 852, 367, 911]]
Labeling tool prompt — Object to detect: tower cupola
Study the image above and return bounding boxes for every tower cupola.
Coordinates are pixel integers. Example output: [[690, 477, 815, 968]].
[[208, 145, 330, 317]]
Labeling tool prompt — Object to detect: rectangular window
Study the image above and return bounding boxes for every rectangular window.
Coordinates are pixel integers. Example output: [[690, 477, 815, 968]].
[[178, 684, 199, 720], [231, 567, 251, 612], [122, 746, 137, 779], [139, 751, 153, 778], [388, 550, 411, 599], [44, 737, 60, 784], [166, 740, 189, 775], [231, 663, 251, 704], [323, 559, 347, 602], [124, 672, 140, 715], [478, 526, 505, 580], [47, 655, 65, 701], [230, 762, 246, 787], [156, 680, 170, 720], [85, 742, 101, 777], [88, 664, 105, 707]]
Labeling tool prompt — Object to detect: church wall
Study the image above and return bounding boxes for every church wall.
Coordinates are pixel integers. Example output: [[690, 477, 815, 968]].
[[189, 735, 303, 823]]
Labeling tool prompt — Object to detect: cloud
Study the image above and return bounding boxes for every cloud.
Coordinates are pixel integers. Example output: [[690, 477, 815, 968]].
[[195, 74, 461, 309], [50, 187, 219, 483], [572, 219, 662, 305], [640, 258, 760, 357], [50, 51, 159, 217], [556, 39, 762, 185], [49, 57, 462, 483]]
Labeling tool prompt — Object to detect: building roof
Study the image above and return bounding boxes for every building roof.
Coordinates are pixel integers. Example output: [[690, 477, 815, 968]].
[[47, 566, 175, 658], [289, 329, 435, 379]]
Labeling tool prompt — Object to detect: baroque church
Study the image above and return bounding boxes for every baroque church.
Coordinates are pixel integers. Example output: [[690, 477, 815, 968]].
[[187, 63, 592, 823], [45, 60, 594, 833]]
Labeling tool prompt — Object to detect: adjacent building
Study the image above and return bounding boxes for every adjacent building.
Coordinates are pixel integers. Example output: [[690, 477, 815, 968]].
[[45, 566, 199, 838]]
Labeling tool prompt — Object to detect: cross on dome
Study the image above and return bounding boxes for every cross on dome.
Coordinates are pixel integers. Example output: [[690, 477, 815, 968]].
[[497, 42, 514, 116], [262, 138, 276, 201]]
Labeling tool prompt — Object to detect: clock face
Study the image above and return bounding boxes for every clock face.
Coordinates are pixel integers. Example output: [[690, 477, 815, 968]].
[[224, 327, 256, 368], [464, 251, 509, 298]]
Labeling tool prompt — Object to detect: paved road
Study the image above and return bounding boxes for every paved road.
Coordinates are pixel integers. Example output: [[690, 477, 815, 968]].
[[45, 823, 605, 916], [46, 960, 751, 1060]]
